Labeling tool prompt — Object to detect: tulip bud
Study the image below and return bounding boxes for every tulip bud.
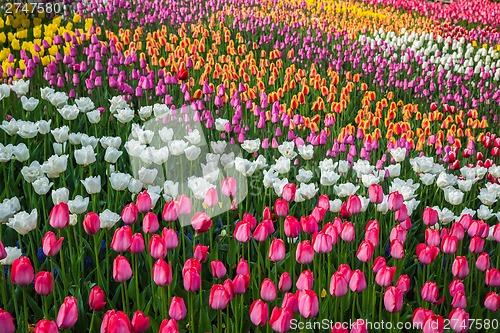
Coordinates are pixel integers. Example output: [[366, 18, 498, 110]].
[[131, 311, 149, 333], [34, 271, 53, 295], [152, 258, 172, 286], [89, 286, 106, 311], [42, 231, 64, 257], [121, 203, 138, 225], [169, 296, 187, 321], [34, 319, 58, 333], [249, 299, 268, 326], [209, 284, 230, 310], [83, 212, 100, 235], [136, 191, 152, 213], [0, 308, 16, 333], [113, 255, 132, 282], [384, 286, 403, 313], [49, 202, 70, 229], [56, 296, 78, 329], [11, 257, 34, 286], [260, 278, 277, 302]]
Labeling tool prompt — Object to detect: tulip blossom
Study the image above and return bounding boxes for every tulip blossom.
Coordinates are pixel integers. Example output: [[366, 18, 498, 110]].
[[34, 271, 53, 295], [113, 255, 133, 282], [11, 257, 34, 286], [384, 286, 403, 313], [250, 299, 268, 326], [49, 202, 70, 229], [89, 286, 106, 311], [209, 284, 230, 310], [42, 231, 64, 256], [131, 311, 149, 333], [34, 320, 58, 333], [169, 296, 187, 321], [191, 212, 212, 233], [56, 296, 78, 330], [269, 306, 293, 333]]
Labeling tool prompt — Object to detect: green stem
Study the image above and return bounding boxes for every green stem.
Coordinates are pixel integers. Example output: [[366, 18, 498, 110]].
[[22, 287, 28, 333]]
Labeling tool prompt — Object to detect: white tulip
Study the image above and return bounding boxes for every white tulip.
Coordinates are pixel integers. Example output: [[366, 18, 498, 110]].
[[104, 147, 123, 164], [0, 247, 22, 265], [81, 176, 101, 194], [109, 172, 131, 191], [68, 195, 89, 214], [33, 177, 53, 195], [74, 145, 96, 165], [51, 188, 69, 204], [99, 209, 121, 229], [7, 209, 37, 235], [20, 96, 39, 111]]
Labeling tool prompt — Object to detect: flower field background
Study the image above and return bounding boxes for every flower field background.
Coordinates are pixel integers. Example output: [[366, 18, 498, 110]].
[[1, 0, 500, 332]]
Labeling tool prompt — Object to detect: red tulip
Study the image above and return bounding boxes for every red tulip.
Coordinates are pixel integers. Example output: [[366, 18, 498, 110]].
[[56, 296, 78, 329], [296, 269, 313, 291], [281, 292, 298, 312], [234, 221, 251, 242], [296, 240, 314, 264], [152, 258, 172, 286], [121, 203, 138, 225], [83, 212, 100, 235], [423, 207, 439, 226], [110, 226, 132, 253], [269, 306, 293, 333], [484, 292, 500, 311], [210, 260, 227, 279], [136, 191, 152, 213], [162, 201, 178, 222], [268, 238, 286, 262], [375, 265, 396, 287], [34, 271, 53, 295], [356, 240, 374, 262], [193, 244, 209, 262], [349, 270, 366, 292], [282, 183, 296, 202], [329, 272, 348, 297], [177, 68, 188, 81], [232, 274, 250, 294], [0, 308, 15, 333], [340, 222, 356, 242], [191, 212, 212, 234], [278, 272, 292, 292], [274, 199, 288, 217], [300, 215, 318, 234], [452, 256, 469, 279], [250, 299, 268, 326], [131, 311, 149, 333], [89, 286, 106, 311], [10, 257, 34, 286], [387, 191, 404, 211], [448, 309, 469, 333], [486, 268, 500, 287], [49, 202, 70, 229], [42, 231, 64, 256], [423, 314, 444, 333], [34, 319, 58, 333], [159, 319, 178, 333], [390, 239, 405, 259], [236, 258, 249, 274], [112, 255, 132, 282], [162, 228, 178, 250], [183, 267, 201, 292], [209, 284, 230, 310], [148, 234, 166, 259], [441, 234, 458, 254], [169, 296, 187, 321], [384, 286, 403, 313], [451, 291, 467, 309], [129, 233, 145, 254], [298, 290, 318, 318]]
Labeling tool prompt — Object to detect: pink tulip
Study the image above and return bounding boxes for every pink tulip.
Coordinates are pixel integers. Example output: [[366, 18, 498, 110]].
[[42, 231, 64, 256], [183, 267, 201, 292], [249, 299, 268, 326], [268, 238, 286, 262], [387, 191, 404, 211], [193, 244, 209, 262], [0, 309, 15, 333], [260, 278, 277, 302], [452, 256, 469, 279], [396, 274, 411, 294], [278, 272, 292, 292], [110, 226, 132, 253], [169, 296, 187, 321], [416, 243, 439, 264], [176, 195, 192, 215], [423, 207, 439, 226], [34, 271, 53, 295], [296, 270, 314, 291], [148, 234, 166, 259], [210, 260, 227, 279], [56, 296, 78, 329], [232, 274, 250, 294], [368, 184, 384, 204], [34, 319, 58, 333], [269, 307, 293, 333], [486, 268, 500, 287], [296, 240, 314, 264], [158, 319, 178, 333], [282, 183, 296, 202], [113, 255, 132, 282], [476, 252, 490, 271], [375, 265, 396, 287], [121, 203, 138, 225], [49, 202, 70, 229], [349, 270, 366, 292], [234, 221, 251, 242], [89, 286, 106, 311], [330, 272, 348, 297], [83, 212, 100, 235], [131, 311, 149, 333], [484, 292, 500, 311], [384, 286, 403, 313], [421, 281, 440, 304], [298, 290, 319, 318], [356, 240, 374, 262], [162, 201, 178, 222], [274, 199, 289, 217], [191, 212, 212, 234], [221, 177, 237, 197], [204, 188, 218, 207], [448, 309, 469, 333], [136, 191, 152, 213], [10, 257, 34, 286], [129, 233, 145, 254], [209, 284, 230, 310]]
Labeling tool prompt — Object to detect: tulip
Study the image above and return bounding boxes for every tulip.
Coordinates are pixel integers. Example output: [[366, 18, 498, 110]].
[[102, 311, 132, 333], [250, 299, 268, 326], [113, 255, 132, 282], [83, 212, 100, 235], [469, 236, 484, 254], [183, 267, 201, 292], [425, 228, 441, 247], [449, 279, 465, 297], [136, 191, 152, 213], [111, 226, 132, 253], [131, 311, 149, 333], [330, 272, 348, 297], [236, 258, 249, 275], [296, 270, 314, 291], [300, 215, 318, 234], [451, 291, 467, 309], [412, 308, 433, 329], [278, 272, 292, 292], [421, 281, 440, 304], [34, 271, 53, 295], [452, 256, 469, 279], [42, 231, 64, 256], [233, 221, 251, 243], [232, 274, 250, 294], [476, 252, 490, 271], [486, 268, 500, 287], [10, 257, 34, 286], [368, 184, 384, 204], [375, 265, 396, 287], [423, 207, 439, 226], [296, 240, 314, 264], [169, 296, 187, 321], [396, 274, 411, 294], [191, 212, 212, 233], [340, 222, 356, 242], [281, 292, 299, 312], [390, 239, 405, 259], [193, 244, 209, 262], [298, 290, 319, 318], [204, 188, 218, 207], [162, 201, 178, 221], [158, 319, 178, 333], [210, 260, 227, 279], [56, 296, 78, 329], [269, 307, 293, 333], [387, 192, 404, 211], [0, 308, 15, 333], [209, 284, 230, 310], [49, 202, 70, 229], [448, 309, 469, 333], [356, 241, 374, 262], [282, 216, 299, 239], [372, 257, 386, 273], [349, 270, 367, 292], [274, 199, 288, 217], [268, 238, 286, 262], [176, 195, 192, 215], [221, 177, 237, 197], [129, 233, 145, 254], [162, 228, 178, 250], [0, 241, 6, 261], [350, 319, 368, 333], [416, 244, 439, 264], [423, 315, 444, 333], [384, 286, 403, 313], [484, 292, 500, 311], [282, 183, 296, 202], [152, 258, 172, 286], [312, 232, 333, 253], [177, 68, 188, 80], [148, 234, 166, 259], [121, 203, 138, 225], [34, 319, 58, 333], [441, 235, 458, 254], [89, 286, 106, 311], [346, 195, 362, 216]]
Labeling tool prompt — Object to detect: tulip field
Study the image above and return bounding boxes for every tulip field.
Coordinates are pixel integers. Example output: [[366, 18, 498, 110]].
[[2, 0, 500, 332]]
